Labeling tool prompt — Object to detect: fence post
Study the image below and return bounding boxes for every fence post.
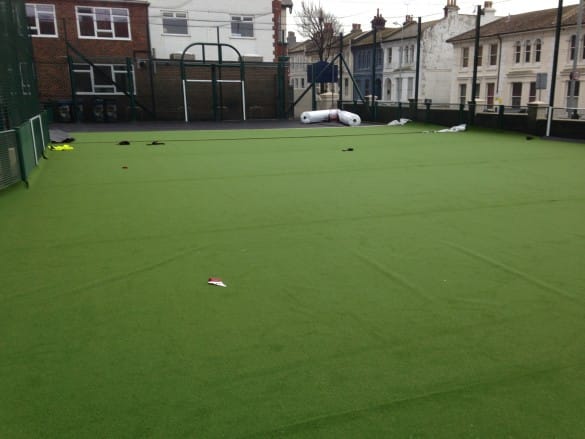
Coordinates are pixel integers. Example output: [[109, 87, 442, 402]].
[[459, 103, 465, 124], [277, 56, 289, 119], [126, 58, 136, 122], [498, 104, 505, 129], [425, 101, 431, 123]]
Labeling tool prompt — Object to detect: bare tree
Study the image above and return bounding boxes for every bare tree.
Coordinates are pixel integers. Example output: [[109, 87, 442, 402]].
[[295, 1, 342, 62]]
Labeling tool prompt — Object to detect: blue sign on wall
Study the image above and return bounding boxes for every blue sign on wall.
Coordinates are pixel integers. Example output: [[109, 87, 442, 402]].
[[307, 61, 338, 83]]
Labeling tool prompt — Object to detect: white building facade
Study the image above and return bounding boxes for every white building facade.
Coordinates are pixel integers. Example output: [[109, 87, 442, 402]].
[[148, 0, 293, 62], [381, 0, 499, 104], [449, 4, 585, 110]]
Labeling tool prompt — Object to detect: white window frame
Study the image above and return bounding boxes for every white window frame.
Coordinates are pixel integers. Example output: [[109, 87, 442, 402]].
[[534, 39, 542, 63], [26, 3, 58, 38], [162, 10, 189, 36], [231, 15, 254, 38], [462, 47, 469, 68], [525, 40, 531, 63], [489, 43, 498, 66], [72, 63, 136, 95], [76, 6, 131, 40]]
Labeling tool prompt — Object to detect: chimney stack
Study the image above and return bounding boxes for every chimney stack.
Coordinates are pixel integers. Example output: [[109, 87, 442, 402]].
[[371, 8, 386, 31], [443, 0, 460, 17], [483, 1, 496, 17], [351, 23, 362, 33], [287, 31, 296, 44]]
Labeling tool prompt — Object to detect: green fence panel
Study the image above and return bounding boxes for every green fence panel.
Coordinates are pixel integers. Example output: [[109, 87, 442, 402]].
[[0, 130, 21, 190], [16, 122, 37, 182]]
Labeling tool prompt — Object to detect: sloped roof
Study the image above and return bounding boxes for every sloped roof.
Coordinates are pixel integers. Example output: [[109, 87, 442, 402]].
[[287, 40, 310, 54], [351, 27, 402, 47], [448, 5, 584, 42], [382, 19, 440, 42]]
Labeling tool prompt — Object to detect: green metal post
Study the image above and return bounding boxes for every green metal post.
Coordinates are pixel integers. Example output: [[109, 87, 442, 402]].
[[338, 32, 344, 109], [211, 64, 219, 121], [425, 101, 431, 123], [277, 56, 289, 119], [126, 57, 136, 121], [498, 104, 505, 128], [311, 64, 317, 111], [67, 56, 79, 122]]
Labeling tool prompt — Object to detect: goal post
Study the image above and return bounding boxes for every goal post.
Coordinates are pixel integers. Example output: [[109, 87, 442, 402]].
[[180, 43, 247, 122]]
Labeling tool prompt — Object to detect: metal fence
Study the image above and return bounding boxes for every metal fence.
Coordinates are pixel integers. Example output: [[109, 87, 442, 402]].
[[0, 0, 48, 191]]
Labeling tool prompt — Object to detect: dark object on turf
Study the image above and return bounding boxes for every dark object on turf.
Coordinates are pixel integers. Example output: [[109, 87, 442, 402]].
[[49, 128, 75, 143], [526, 136, 534, 141], [148, 140, 165, 145], [342, 147, 354, 152], [118, 140, 131, 145], [122, 166, 128, 169]]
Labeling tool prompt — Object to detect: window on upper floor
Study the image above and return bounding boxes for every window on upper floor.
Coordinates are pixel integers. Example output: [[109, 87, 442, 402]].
[[534, 39, 542, 63], [162, 11, 188, 35], [73, 63, 135, 94], [26, 3, 58, 37], [514, 41, 521, 63], [409, 45, 415, 64], [76, 6, 130, 40], [462, 47, 469, 68], [231, 16, 253, 38], [357, 51, 371, 69], [387, 47, 392, 65], [525, 40, 531, 63], [376, 48, 383, 67], [477, 45, 483, 66], [489, 43, 498, 65], [569, 35, 585, 61]]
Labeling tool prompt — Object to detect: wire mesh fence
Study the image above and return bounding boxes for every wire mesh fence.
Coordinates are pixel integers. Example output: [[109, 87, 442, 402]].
[[0, 0, 48, 190]]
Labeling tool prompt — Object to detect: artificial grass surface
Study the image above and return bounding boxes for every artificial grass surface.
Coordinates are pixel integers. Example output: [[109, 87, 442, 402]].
[[1, 124, 585, 437]]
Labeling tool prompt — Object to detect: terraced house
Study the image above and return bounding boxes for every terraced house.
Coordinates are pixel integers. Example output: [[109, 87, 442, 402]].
[[448, 4, 585, 112]]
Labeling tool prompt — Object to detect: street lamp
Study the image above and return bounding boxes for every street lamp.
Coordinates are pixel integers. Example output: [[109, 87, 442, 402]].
[[393, 21, 404, 102]]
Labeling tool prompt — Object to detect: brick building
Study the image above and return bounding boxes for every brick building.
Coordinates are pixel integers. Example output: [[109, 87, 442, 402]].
[[26, 0, 151, 121]]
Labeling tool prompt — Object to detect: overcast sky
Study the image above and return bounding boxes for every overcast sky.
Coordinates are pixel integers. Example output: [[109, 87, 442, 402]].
[[290, 0, 582, 35]]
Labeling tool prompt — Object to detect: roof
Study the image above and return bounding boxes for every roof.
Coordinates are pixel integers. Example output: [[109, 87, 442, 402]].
[[448, 5, 584, 43], [351, 27, 402, 47], [382, 19, 440, 42]]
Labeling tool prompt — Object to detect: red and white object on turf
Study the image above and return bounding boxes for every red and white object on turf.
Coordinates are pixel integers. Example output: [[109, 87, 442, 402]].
[[208, 277, 227, 287]]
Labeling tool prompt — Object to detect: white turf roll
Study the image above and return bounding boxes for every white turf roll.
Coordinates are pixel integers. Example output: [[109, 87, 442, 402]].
[[300, 109, 339, 124], [337, 110, 361, 126], [300, 109, 361, 126]]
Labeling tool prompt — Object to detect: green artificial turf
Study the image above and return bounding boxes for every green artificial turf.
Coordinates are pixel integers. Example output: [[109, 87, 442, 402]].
[[2, 124, 585, 438]]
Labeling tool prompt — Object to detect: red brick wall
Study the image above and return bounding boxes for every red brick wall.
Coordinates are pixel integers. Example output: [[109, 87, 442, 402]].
[[30, 0, 149, 102]]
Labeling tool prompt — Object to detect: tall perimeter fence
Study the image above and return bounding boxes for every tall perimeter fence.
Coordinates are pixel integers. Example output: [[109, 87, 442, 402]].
[[0, 0, 49, 191]]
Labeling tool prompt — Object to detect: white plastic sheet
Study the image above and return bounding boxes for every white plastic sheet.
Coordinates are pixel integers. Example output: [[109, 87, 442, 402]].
[[387, 118, 411, 126], [437, 123, 467, 132]]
